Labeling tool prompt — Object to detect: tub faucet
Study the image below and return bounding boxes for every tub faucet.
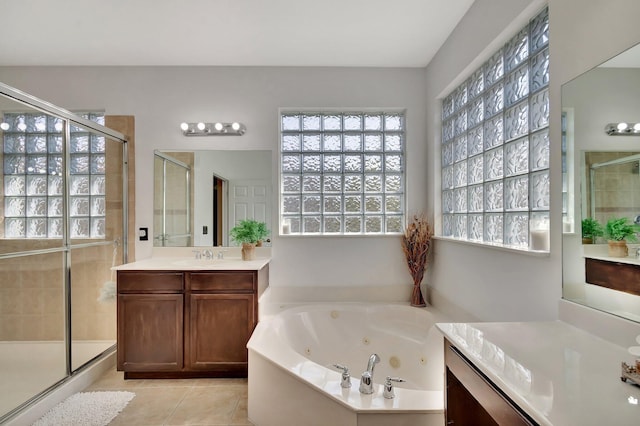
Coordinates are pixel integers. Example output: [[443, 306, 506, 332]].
[[331, 364, 351, 388], [359, 353, 380, 394], [383, 376, 405, 399]]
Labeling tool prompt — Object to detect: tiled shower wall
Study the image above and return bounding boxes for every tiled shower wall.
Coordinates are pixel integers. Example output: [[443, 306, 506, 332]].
[[585, 151, 640, 227], [0, 244, 119, 341], [0, 125, 127, 342]]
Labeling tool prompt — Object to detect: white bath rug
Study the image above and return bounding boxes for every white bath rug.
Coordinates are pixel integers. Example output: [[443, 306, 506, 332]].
[[32, 391, 135, 426]]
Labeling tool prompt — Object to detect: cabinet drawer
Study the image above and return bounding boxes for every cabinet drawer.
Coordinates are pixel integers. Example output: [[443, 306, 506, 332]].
[[188, 272, 255, 292], [117, 271, 184, 292]]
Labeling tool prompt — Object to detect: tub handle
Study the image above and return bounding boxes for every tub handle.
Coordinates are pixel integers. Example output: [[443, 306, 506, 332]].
[[331, 364, 352, 388], [383, 376, 405, 399]]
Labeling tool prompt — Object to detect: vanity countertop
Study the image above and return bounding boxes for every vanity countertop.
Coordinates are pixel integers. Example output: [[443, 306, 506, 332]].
[[437, 321, 640, 426], [582, 244, 640, 265], [584, 253, 640, 266], [114, 256, 270, 271]]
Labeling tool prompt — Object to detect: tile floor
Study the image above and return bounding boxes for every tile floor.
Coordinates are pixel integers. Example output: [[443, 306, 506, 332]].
[[86, 368, 253, 425]]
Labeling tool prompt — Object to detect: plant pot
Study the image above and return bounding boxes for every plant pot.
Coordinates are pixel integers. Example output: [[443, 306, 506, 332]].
[[256, 240, 263, 247], [241, 243, 256, 260], [582, 237, 593, 244], [608, 240, 628, 257]]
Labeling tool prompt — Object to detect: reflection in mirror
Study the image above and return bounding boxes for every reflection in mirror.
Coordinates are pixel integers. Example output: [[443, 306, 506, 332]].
[[154, 151, 192, 246], [562, 42, 640, 323], [153, 150, 272, 247], [584, 151, 640, 226]]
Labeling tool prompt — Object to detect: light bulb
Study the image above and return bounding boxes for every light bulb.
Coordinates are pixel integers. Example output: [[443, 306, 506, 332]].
[[0, 122, 9, 131], [180, 122, 189, 131], [214, 122, 223, 131], [231, 122, 241, 131], [197, 122, 206, 131], [633, 123, 640, 132], [17, 122, 26, 131], [617, 122, 628, 131]]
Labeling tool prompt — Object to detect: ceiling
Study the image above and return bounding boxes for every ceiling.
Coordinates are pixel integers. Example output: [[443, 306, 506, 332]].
[[0, 0, 475, 67]]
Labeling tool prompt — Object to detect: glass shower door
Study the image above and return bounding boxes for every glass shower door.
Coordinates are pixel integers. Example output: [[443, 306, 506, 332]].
[[69, 132, 125, 370], [153, 152, 191, 246]]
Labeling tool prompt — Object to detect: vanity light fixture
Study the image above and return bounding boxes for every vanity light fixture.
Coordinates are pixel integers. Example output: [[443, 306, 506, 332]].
[[605, 122, 640, 135], [180, 121, 246, 136]]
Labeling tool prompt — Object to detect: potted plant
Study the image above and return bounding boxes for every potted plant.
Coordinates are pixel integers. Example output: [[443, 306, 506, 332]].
[[604, 217, 640, 257], [581, 217, 603, 244], [401, 214, 433, 307], [230, 219, 269, 260], [255, 221, 270, 247]]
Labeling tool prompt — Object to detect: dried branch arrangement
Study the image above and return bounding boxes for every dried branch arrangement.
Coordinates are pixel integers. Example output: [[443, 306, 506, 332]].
[[401, 214, 433, 306]]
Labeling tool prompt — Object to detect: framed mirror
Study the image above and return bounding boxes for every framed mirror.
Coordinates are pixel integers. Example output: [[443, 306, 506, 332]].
[[153, 150, 272, 247], [562, 42, 640, 322]]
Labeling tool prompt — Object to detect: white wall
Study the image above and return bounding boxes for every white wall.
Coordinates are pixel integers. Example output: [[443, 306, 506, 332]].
[[0, 67, 427, 292], [424, 0, 559, 322], [4, 0, 640, 323], [424, 0, 640, 323]]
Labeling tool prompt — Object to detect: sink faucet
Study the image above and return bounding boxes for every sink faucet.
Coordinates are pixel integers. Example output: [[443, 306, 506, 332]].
[[359, 353, 380, 394], [192, 250, 202, 259], [202, 249, 213, 260]]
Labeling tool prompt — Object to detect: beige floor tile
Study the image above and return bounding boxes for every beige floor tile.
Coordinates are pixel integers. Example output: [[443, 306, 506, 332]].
[[164, 386, 243, 425], [86, 368, 145, 391], [189, 378, 248, 387], [231, 398, 252, 425], [108, 386, 189, 425]]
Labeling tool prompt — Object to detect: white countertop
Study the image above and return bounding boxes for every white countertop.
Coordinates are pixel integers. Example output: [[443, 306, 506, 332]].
[[114, 256, 270, 271], [585, 254, 640, 266], [583, 243, 640, 265], [437, 321, 640, 426]]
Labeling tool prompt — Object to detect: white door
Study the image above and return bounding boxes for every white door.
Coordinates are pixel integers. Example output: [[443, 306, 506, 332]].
[[227, 179, 271, 246]]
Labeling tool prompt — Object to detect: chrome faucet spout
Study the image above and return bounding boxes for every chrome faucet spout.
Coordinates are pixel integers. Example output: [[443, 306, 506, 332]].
[[359, 353, 380, 394], [366, 353, 380, 374]]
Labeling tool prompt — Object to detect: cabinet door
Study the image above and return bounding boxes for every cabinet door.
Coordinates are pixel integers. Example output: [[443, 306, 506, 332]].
[[117, 294, 184, 371], [187, 293, 255, 371]]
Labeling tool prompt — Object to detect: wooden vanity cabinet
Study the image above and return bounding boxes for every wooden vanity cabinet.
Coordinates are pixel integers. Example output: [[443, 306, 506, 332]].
[[186, 272, 257, 373], [585, 257, 640, 296], [117, 268, 264, 379], [116, 272, 184, 373], [445, 339, 537, 426]]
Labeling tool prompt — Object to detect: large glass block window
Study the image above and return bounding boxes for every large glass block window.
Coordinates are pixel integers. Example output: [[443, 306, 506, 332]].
[[281, 111, 405, 234], [441, 7, 549, 249], [2, 112, 106, 239]]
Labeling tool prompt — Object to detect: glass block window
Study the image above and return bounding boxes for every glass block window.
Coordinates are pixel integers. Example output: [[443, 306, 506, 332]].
[[441, 7, 549, 249], [2, 112, 106, 239], [281, 111, 405, 234]]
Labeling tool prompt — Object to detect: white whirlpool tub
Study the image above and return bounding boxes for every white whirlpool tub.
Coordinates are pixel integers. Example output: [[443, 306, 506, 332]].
[[247, 303, 449, 426]]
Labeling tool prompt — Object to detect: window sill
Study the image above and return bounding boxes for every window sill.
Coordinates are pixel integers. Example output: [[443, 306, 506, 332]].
[[433, 235, 550, 257]]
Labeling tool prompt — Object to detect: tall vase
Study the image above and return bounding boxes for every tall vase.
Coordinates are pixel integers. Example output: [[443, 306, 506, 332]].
[[241, 243, 256, 260], [410, 281, 426, 307]]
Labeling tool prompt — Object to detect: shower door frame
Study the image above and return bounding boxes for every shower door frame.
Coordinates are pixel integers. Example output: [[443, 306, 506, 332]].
[[0, 81, 129, 423]]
